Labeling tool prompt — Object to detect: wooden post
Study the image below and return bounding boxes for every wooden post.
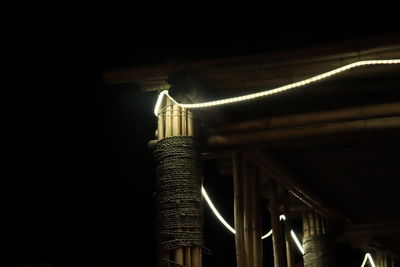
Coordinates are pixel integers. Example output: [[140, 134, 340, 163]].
[[270, 181, 284, 267], [243, 158, 254, 267], [283, 190, 295, 267], [233, 152, 246, 267]]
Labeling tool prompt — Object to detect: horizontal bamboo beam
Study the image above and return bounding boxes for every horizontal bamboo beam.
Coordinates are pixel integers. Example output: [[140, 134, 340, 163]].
[[208, 116, 400, 148], [245, 151, 350, 223], [210, 102, 400, 134], [103, 34, 400, 85]]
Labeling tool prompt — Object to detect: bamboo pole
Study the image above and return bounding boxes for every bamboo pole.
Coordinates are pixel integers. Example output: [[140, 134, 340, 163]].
[[186, 111, 202, 267], [250, 165, 262, 267], [165, 98, 173, 138], [243, 159, 254, 267], [188, 111, 194, 136], [208, 116, 400, 148], [192, 247, 201, 267], [309, 211, 316, 236], [283, 190, 295, 267], [211, 102, 400, 134], [270, 181, 284, 267], [172, 104, 181, 136], [321, 216, 326, 234], [303, 211, 310, 239], [182, 107, 187, 136], [157, 98, 165, 140], [233, 152, 246, 267], [315, 213, 321, 235], [174, 249, 184, 266], [185, 248, 191, 267]]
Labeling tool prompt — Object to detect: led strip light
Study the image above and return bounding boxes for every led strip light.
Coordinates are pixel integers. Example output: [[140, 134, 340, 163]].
[[154, 59, 400, 115], [202, 186, 304, 254], [361, 253, 376, 267]]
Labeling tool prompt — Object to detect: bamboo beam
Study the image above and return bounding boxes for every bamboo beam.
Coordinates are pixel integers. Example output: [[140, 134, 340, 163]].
[[233, 152, 246, 267], [209, 116, 400, 148], [243, 159, 254, 267], [270, 181, 285, 267], [245, 151, 350, 223], [211, 102, 400, 134], [104, 34, 400, 85]]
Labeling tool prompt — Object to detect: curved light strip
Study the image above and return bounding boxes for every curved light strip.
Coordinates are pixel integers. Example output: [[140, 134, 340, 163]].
[[202, 186, 236, 234], [154, 59, 400, 115], [361, 253, 376, 267], [291, 230, 305, 255], [202, 186, 304, 254]]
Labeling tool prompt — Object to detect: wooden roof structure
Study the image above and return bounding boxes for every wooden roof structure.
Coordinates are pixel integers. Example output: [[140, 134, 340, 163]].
[[104, 34, 400, 258]]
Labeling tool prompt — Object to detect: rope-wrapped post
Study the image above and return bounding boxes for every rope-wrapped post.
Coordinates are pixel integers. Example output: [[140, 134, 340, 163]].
[[302, 210, 335, 267], [155, 98, 202, 267]]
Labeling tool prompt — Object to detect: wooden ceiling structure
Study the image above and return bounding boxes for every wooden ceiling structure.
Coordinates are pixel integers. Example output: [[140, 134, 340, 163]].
[[104, 34, 400, 258]]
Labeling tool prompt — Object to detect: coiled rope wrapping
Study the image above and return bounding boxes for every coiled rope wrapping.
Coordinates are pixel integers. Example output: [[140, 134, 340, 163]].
[[154, 136, 203, 251], [303, 235, 335, 267]]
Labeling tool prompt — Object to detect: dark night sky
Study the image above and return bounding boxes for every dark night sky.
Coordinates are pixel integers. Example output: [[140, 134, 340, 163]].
[[5, 3, 399, 266]]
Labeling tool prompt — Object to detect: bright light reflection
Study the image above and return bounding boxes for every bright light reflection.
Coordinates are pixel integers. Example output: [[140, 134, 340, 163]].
[[366, 253, 376, 267], [291, 230, 305, 255]]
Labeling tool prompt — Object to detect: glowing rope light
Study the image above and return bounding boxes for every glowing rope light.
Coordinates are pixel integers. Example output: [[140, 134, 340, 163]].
[[154, 59, 400, 115], [360, 253, 369, 267], [202, 186, 236, 234], [202, 186, 305, 255], [261, 230, 273, 239], [291, 230, 305, 255], [366, 253, 376, 267]]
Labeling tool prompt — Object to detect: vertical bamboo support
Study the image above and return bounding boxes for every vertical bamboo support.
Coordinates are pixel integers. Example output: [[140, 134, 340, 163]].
[[186, 110, 201, 267], [157, 98, 200, 266], [315, 213, 321, 235], [270, 181, 284, 267], [250, 165, 262, 267], [303, 211, 310, 239], [185, 248, 192, 267], [308, 211, 315, 236], [390, 257, 395, 267], [181, 107, 187, 136], [188, 111, 194, 136], [243, 159, 254, 267], [233, 152, 246, 267], [172, 104, 181, 136], [283, 190, 295, 267], [321, 216, 326, 234], [165, 98, 173, 138], [174, 249, 184, 266], [157, 97, 165, 140]]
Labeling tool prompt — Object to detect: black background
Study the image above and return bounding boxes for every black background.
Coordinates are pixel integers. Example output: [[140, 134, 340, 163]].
[[5, 3, 399, 266]]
